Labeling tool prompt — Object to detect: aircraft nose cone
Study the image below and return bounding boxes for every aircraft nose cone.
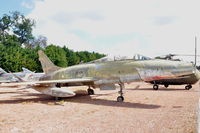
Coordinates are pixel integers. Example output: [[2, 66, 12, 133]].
[[195, 69, 200, 80]]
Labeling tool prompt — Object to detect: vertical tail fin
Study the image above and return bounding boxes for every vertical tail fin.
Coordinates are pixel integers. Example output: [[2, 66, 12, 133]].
[[38, 50, 61, 73], [0, 68, 7, 75], [195, 36, 197, 67]]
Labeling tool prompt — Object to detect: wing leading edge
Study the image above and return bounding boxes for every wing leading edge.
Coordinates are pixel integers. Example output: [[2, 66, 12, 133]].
[[0, 78, 95, 87]]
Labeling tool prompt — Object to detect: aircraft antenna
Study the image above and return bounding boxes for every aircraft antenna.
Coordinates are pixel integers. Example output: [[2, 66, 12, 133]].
[[195, 36, 197, 66]]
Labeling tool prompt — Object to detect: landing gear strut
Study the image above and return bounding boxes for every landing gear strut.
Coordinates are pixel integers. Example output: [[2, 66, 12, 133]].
[[164, 84, 169, 88], [185, 84, 192, 90], [56, 83, 61, 88], [87, 87, 94, 95], [117, 83, 124, 102], [55, 97, 62, 100], [153, 84, 159, 90]]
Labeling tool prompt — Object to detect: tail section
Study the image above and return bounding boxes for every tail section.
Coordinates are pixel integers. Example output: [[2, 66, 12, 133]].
[[0, 68, 7, 75], [22, 67, 33, 73], [38, 50, 61, 73]]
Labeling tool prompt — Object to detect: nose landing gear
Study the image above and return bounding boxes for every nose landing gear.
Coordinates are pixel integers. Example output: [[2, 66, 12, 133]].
[[117, 83, 124, 102], [87, 87, 94, 95]]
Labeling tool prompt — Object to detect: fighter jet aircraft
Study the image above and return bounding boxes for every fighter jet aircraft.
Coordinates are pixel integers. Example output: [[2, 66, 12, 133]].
[[0, 67, 44, 83], [147, 54, 200, 90], [0, 68, 26, 83], [91, 54, 200, 90], [0, 50, 199, 102], [147, 67, 200, 90]]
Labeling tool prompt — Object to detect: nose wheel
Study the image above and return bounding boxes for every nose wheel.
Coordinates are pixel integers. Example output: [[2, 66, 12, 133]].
[[87, 87, 94, 95], [185, 84, 192, 90], [117, 83, 124, 102], [117, 96, 124, 102]]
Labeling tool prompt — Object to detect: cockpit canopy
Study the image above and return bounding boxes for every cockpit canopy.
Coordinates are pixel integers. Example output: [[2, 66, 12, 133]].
[[90, 54, 151, 63], [133, 54, 151, 61]]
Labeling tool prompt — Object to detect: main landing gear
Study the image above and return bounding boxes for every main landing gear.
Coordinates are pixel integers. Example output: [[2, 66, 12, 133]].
[[117, 83, 124, 102], [87, 86, 94, 95], [55, 97, 62, 100], [185, 84, 192, 90], [153, 84, 168, 90]]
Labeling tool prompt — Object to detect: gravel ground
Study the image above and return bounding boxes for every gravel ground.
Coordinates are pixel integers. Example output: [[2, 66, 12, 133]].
[[0, 82, 199, 133]]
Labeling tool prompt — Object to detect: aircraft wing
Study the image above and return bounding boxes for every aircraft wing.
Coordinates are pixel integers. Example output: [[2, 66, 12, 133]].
[[0, 78, 95, 87]]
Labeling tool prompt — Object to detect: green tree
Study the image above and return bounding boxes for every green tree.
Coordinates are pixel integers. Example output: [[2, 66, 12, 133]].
[[11, 11, 35, 45], [45, 45, 67, 67], [0, 11, 105, 73], [63, 46, 80, 66], [0, 14, 12, 42]]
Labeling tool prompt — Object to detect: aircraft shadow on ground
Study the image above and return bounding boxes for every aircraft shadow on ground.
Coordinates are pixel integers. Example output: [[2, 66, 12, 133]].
[[0, 92, 161, 109], [67, 94, 161, 109]]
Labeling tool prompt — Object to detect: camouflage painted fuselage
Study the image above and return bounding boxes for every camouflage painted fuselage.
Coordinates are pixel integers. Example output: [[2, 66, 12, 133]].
[[39, 59, 199, 87]]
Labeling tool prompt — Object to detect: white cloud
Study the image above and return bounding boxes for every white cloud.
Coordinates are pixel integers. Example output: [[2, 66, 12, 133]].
[[21, 1, 33, 9], [27, 0, 200, 63]]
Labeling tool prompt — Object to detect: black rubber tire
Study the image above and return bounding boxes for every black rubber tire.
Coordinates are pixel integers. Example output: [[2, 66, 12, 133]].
[[87, 89, 94, 95], [185, 85, 192, 90], [189, 85, 192, 89], [117, 96, 124, 102], [185, 86, 189, 90], [153, 85, 159, 90]]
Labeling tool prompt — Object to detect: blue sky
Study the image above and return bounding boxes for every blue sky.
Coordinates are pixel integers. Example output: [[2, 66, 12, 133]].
[[0, 0, 32, 16], [1, 0, 200, 63]]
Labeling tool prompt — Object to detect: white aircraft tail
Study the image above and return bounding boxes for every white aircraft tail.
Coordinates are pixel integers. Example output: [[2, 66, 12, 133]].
[[38, 50, 62, 73], [0, 68, 7, 75]]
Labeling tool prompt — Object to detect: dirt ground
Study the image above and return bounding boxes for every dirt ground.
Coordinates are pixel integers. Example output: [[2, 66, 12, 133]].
[[0, 82, 199, 133]]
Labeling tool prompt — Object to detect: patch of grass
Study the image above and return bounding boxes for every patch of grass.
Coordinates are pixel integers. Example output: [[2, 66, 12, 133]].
[[22, 101, 33, 104], [1, 119, 6, 123], [56, 100, 65, 105], [47, 102, 55, 105]]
